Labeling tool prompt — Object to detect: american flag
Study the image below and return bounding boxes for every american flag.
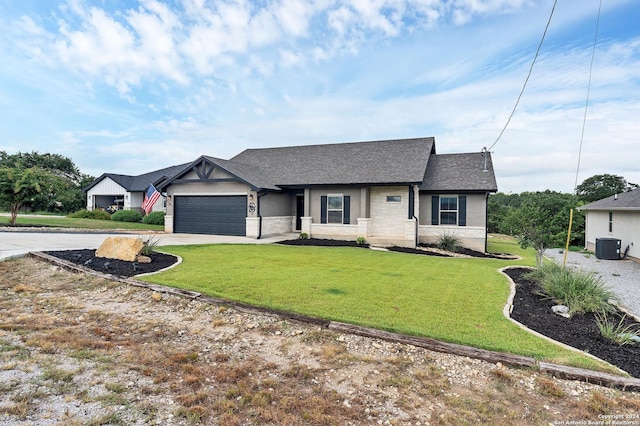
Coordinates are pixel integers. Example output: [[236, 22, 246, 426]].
[[141, 184, 161, 215]]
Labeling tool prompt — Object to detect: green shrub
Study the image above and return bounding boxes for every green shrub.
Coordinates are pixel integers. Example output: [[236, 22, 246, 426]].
[[436, 233, 459, 253], [356, 236, 366, 245], [142, 211, 165, 225], [595, 312, 640, 346], [67, 209, 111, 220], [110, 209, 143, 223], [299, 232, 309, 240], [526, 262, 617, 315]]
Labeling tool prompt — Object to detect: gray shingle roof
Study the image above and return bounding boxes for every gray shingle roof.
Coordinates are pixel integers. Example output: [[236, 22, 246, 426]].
[[129, 163, 191, 191], [578, 187, 640, 211], [231, 137, 436, 186], [88, 137, 499, 194], [85, 163, 190, 192], [420, 152, 498, 192]]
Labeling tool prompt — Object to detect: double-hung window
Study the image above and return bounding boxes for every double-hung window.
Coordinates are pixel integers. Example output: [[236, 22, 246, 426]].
[[431, 195, 467, 226], [327, 195, 343, 224], [320, 194, 351, 224], [439, 196, 458, 225]]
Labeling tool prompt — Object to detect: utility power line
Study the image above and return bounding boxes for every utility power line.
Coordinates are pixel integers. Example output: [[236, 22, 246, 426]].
[[487, 0, 558, 152]]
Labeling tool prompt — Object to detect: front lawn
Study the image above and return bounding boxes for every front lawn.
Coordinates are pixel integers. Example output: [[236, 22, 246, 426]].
[[0, 215, 163, 231], [144, 238, 609, 371]]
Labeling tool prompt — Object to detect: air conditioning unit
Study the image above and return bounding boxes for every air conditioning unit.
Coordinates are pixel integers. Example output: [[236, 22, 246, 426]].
[[595, 238, 621, 260]]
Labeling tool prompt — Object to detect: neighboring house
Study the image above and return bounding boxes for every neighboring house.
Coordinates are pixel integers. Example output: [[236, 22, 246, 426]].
[[85, 163, 189, 214], [578, 187, 640, 261], [86, 137, 498, 251]]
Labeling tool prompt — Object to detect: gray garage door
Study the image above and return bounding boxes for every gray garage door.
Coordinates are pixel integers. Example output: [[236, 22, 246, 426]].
[[174, 196, 247, 236]]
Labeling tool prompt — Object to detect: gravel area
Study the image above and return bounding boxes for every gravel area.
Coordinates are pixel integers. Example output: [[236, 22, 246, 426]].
[[544, 249, 640, 319]]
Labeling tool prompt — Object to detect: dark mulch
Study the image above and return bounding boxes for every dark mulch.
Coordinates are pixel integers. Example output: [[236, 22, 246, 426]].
[[506, 267, 640, 378], [277, 238, 369, 248], [277, 239, 512, 259], [44, 249, 178, 277], [389, 244, 514, 259]]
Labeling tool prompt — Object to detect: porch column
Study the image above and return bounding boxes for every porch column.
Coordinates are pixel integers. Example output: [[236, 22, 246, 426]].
[[304, 188, 310, 217], [357, 218, 371, 238], [301, 216, 312, 235], [360, 187, 369, 218]]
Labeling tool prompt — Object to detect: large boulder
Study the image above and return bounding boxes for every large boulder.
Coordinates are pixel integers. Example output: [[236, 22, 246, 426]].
[[95, 237, 145, 262]]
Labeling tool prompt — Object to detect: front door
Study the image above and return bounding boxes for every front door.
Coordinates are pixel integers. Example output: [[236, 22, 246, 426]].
[[295, 195, 304, 231]]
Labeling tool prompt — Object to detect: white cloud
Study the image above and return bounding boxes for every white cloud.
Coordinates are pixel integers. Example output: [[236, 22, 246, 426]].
[[2, 0, 638, 194]]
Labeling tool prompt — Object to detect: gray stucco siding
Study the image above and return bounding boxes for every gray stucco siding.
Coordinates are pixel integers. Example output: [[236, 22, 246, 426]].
[[260, 192, 293, 217], [308, 187, 362, 224], [419, 193, 487, 227]]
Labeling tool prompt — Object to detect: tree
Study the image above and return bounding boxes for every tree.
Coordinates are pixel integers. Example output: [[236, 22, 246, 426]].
[[501, 191, 582, 266], [576, 174, 638, 204], [0, 166, 50, 225], [0, 151, 93, 213], [487, 192, 523, 233]]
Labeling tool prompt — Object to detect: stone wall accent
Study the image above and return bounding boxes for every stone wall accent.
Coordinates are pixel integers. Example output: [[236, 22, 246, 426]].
[[261, 216, 294, 237], [95, 237, 145, 262]]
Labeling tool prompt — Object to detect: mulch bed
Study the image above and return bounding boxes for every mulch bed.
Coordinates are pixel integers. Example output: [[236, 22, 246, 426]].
[[506, 267, 640, 378], [388, 244, 511, 259], [277, 238, 369, 248], [43, 245, 640, 378], [44, 249, 178, 277], [277, 239, 510, 259]]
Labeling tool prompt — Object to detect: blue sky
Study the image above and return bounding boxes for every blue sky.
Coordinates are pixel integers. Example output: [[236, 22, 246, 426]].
[[1, 0, 638, 193]]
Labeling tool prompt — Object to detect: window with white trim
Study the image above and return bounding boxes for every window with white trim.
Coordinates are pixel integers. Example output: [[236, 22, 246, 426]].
[[327, 195, 343, 224], [439, 196, 458, 225], [609, 212, 613, 232]]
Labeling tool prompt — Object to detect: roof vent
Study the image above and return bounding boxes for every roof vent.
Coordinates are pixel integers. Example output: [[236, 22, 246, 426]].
[[614, 193, 618, 200], [481, 147, 488, 172]]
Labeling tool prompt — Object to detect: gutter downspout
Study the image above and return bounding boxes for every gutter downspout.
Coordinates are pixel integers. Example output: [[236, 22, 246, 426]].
[[409, 185, 419, 247], [257, 191, 267, 239], [485, 192, 489, 253]]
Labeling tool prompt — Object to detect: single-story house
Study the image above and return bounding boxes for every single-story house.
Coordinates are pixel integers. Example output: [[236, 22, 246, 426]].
[[578, 187, 640, 261], [85, 163, 189, 213], [86, 137, 497, 251]]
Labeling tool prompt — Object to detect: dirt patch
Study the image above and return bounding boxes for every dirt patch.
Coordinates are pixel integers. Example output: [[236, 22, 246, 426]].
[[1, 257, 640, 425]]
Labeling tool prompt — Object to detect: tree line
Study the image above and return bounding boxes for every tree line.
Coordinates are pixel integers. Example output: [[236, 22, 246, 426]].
[[488, 174, 638, 264]]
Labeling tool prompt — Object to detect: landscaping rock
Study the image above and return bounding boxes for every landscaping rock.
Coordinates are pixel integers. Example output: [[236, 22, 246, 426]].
[[136, 255, 152, 264], [552, 305, 570, 318], [95, 236, 145, 262]]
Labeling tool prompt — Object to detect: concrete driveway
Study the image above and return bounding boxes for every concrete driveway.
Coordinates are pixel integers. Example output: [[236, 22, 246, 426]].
[[0, 230, 293, 261]]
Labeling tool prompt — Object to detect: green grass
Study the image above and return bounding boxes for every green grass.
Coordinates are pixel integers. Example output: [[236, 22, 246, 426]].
[[142, 238, 611, 372], [0, 215, 163, 231]]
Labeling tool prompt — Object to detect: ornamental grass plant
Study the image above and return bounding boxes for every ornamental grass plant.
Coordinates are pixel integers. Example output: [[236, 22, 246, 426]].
[[526, 261, 618, 315], [595, 311, 640, 346]]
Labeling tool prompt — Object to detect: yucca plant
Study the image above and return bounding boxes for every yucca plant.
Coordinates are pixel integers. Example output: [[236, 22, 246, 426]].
[[436, 233, 460, 253]]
